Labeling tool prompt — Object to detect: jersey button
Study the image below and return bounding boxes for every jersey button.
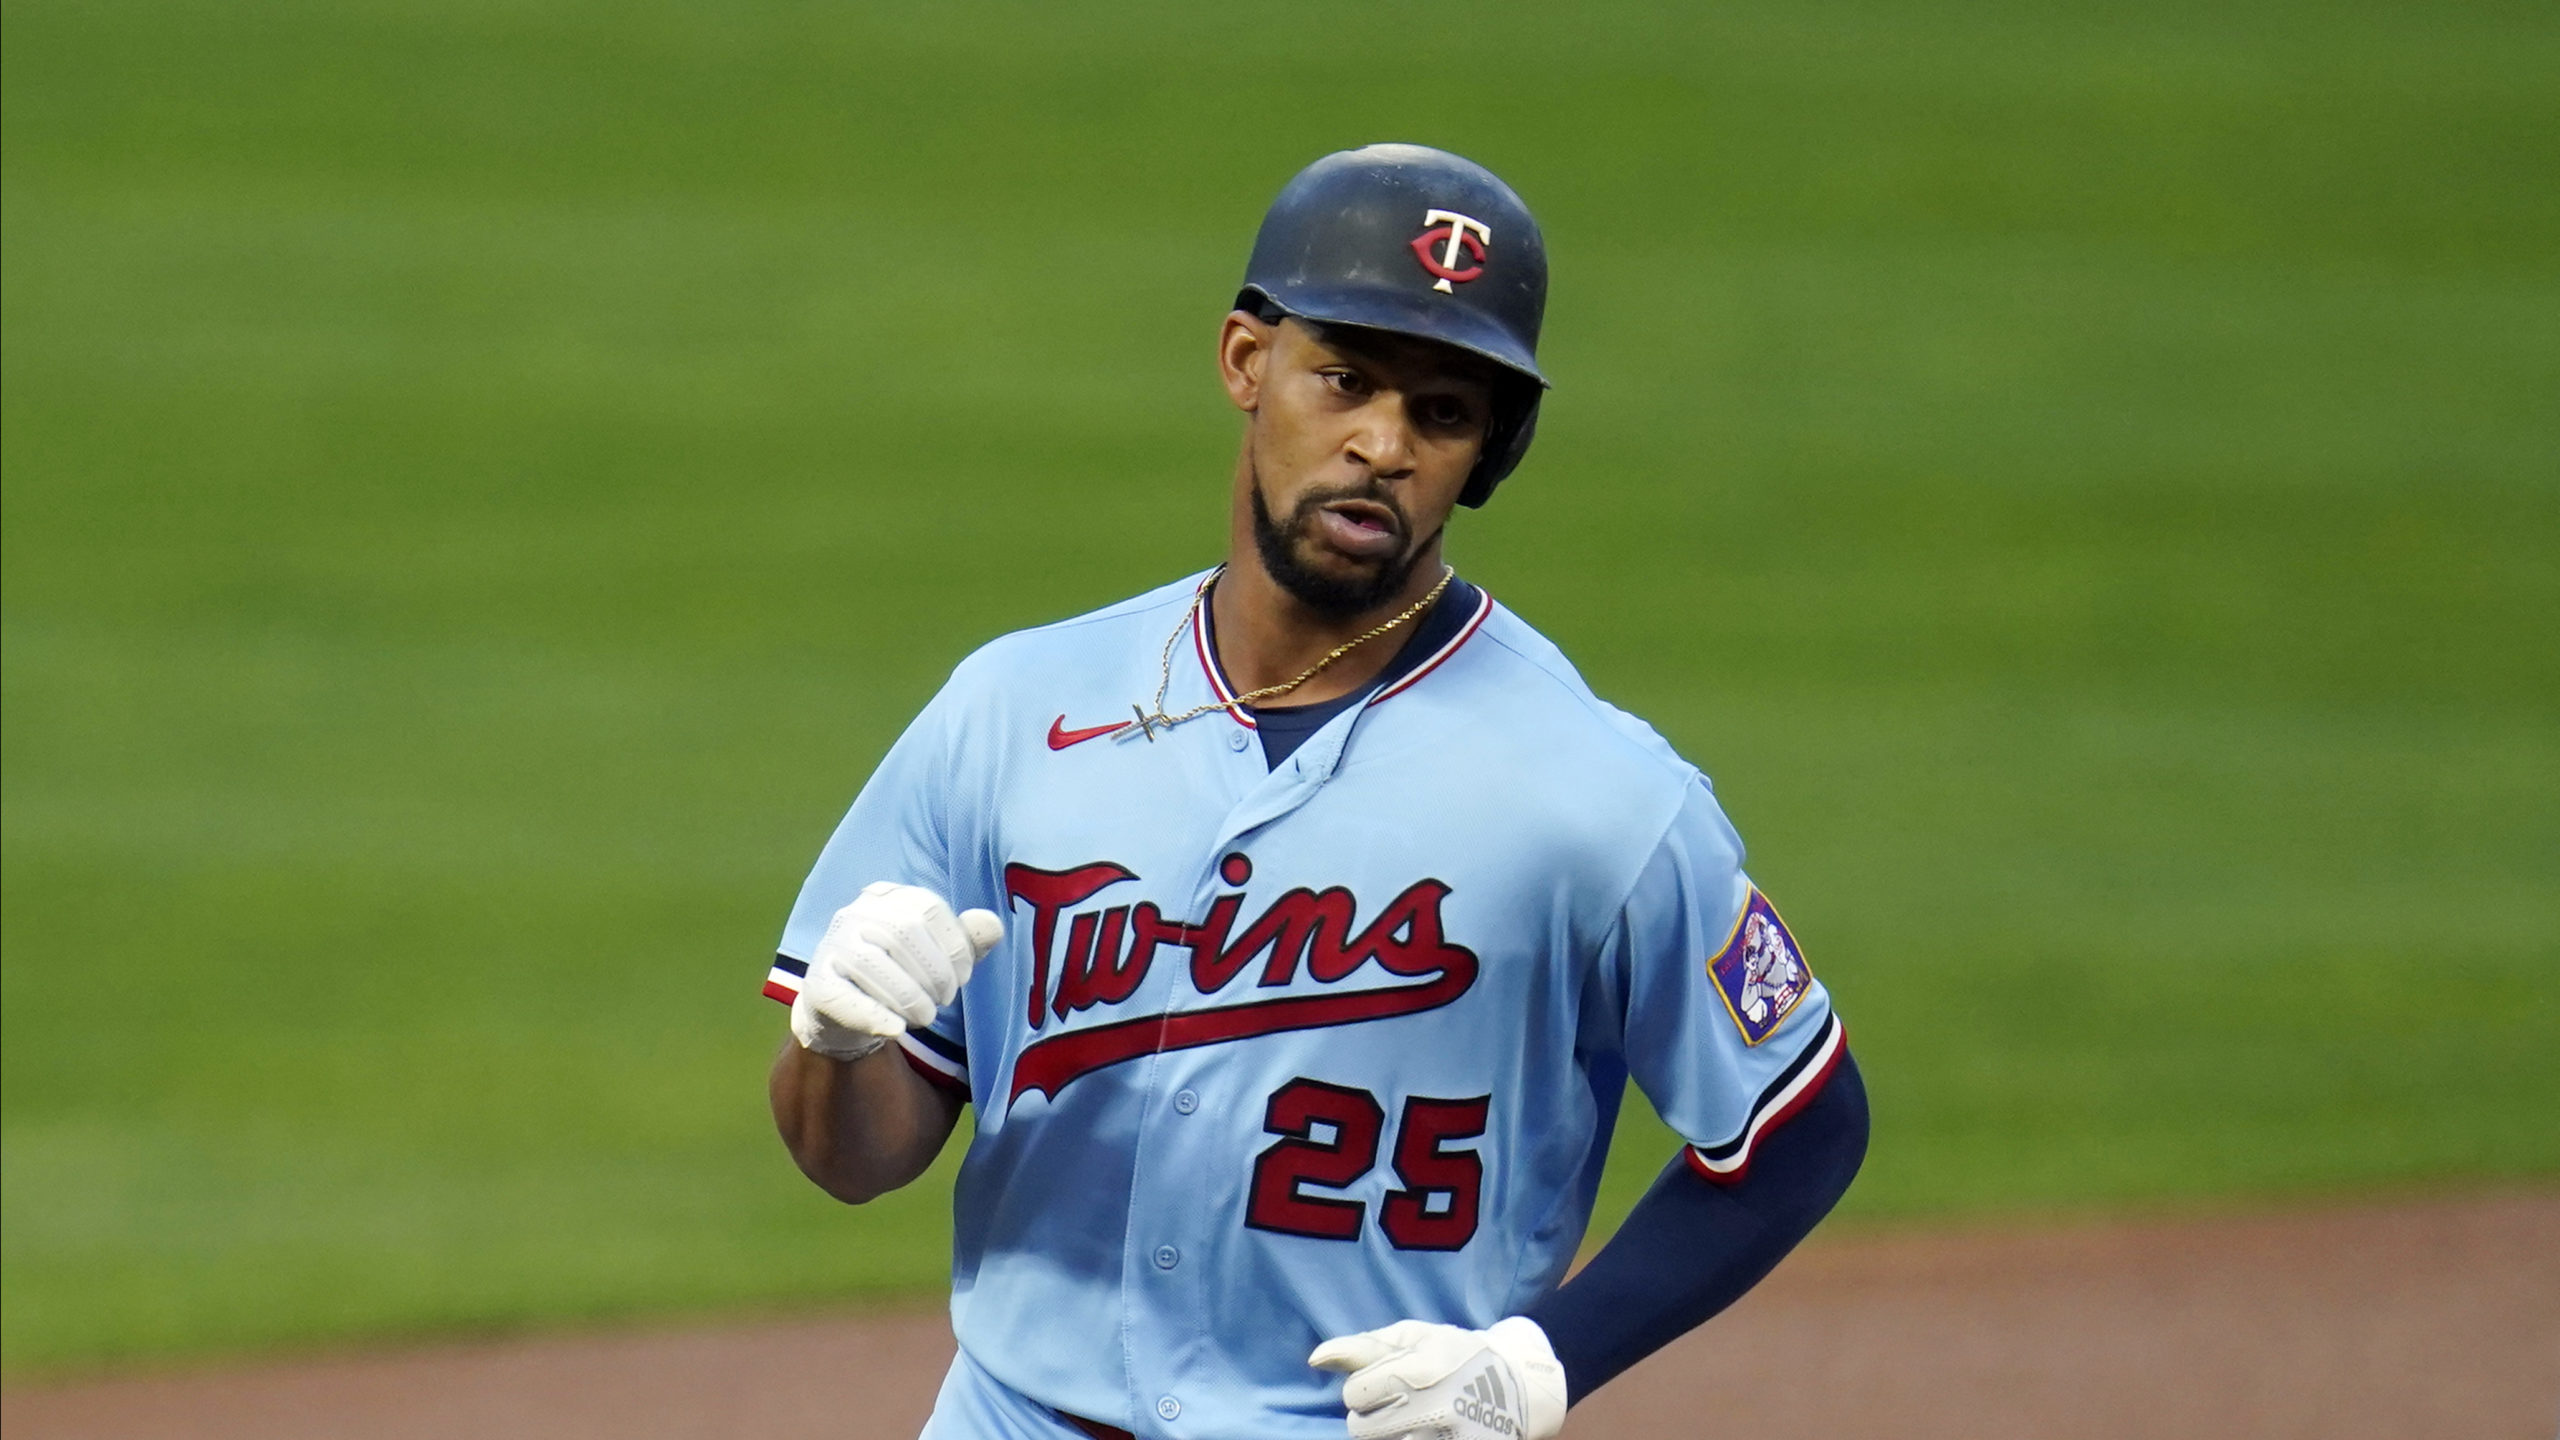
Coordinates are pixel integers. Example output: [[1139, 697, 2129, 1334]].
[[1153, 1244, 1180, 1269], [1226, 727, 1249, 751], [1172, 1089, 1198, 1114], [1156, 1396, 1182, 1421]]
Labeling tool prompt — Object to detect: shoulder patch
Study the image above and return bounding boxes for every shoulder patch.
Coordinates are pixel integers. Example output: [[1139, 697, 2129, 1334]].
[[1710, 889, 1811, 1045]]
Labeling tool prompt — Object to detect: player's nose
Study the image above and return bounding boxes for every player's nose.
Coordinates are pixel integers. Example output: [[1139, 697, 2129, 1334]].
[[1342, 394, 1419, 480]]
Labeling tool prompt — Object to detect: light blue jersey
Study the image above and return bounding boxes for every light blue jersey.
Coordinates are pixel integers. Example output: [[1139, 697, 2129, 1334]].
[[765, 571, 1842, 1440]]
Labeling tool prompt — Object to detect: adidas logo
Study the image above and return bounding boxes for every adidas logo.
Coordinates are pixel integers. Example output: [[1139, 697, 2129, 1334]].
[[1449, 1364, 1519, 1435]]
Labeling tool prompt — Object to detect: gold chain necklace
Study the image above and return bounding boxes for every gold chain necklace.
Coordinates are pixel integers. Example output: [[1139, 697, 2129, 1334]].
[[1123, 565, 1456, 742]]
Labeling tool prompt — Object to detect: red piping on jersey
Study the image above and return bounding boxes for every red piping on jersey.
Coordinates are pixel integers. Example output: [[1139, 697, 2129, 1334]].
[[1190, 589, 1257, 729], [1684, 1017, 1846, 1187], [760, 982, 967, 1097], [900, 1044, 969, 1097], [1369, 587, 1493, 705], [1190, 580, 1492, 724]]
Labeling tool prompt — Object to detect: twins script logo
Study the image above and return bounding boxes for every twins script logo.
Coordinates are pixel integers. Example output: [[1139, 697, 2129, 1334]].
[[1410, 208, 1493, 293], [1000, 853, 1479, 1106]]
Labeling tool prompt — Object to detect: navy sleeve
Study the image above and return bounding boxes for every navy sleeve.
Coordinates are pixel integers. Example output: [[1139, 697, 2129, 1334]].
[[1523, 1049, 1870, 1402]]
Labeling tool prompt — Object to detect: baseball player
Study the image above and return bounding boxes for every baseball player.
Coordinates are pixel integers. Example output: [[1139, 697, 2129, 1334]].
[[765, 143, 1869, 1440]]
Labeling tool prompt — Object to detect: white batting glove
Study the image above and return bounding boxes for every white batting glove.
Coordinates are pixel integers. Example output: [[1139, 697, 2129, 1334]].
[[790, 882, 1003, 1062], [1311, 1317, 1568, 1440]]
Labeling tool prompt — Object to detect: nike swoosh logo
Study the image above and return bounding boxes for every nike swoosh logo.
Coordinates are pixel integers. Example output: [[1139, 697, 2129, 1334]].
[[1047, 716, 1126, 750]]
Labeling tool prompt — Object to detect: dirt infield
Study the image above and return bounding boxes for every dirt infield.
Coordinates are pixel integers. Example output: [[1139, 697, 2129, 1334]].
[[7, 1191, 2554, 1440]]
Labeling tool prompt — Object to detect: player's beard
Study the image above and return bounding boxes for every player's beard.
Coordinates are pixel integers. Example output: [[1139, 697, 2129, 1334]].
[[1248, 460, 1434, 620]]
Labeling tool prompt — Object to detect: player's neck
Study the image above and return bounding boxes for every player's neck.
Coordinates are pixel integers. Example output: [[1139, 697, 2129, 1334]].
[[1208, 542, 1448, 709]]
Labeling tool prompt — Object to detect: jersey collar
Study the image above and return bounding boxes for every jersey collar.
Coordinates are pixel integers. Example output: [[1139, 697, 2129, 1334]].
[[1190, 574, 1493, 730]]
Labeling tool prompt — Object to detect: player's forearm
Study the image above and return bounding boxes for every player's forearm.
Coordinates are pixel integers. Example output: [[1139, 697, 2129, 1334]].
[[768, 1036, 962, 1204], [1525, 1049, 1870, 1402]]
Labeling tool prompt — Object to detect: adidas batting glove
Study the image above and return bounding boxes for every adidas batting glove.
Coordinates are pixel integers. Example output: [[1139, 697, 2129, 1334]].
[[1311, 1316, 1568, 1440]]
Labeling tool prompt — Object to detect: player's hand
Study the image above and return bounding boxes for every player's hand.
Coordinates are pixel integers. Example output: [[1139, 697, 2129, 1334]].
[[1310, 1316, 1567, 1440], [790, 882, 1003, 1062]]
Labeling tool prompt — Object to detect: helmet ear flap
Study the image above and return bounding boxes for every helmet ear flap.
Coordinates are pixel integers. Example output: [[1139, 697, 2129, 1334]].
[[1460, 389, 1541, 508]]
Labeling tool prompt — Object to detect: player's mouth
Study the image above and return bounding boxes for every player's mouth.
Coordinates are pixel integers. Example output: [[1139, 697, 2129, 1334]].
[[1311, 498, 1404, 561]]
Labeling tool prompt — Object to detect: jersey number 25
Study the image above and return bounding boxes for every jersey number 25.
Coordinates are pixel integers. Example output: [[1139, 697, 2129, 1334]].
[[1245, 1078, 1491, 1251]]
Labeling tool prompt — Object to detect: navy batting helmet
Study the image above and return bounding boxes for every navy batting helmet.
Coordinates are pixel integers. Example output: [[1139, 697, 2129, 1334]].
[[1237, 144, 1549, 508]]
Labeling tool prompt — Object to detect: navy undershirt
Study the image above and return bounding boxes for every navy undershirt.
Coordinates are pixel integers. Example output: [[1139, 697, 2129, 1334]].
[[1239, 576, 1483, 769], [1226, 573, 1868, 1402], [1526, 1051, 1869, 1401]]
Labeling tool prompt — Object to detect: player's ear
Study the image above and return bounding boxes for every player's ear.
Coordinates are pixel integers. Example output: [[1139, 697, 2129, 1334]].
[[1219, 310, 1273, 413]]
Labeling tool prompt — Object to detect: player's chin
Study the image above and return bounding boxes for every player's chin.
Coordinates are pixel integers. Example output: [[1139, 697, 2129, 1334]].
[[1267, 540, 1406, 617]]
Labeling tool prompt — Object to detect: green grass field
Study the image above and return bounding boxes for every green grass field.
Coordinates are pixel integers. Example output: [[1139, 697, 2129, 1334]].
[[5, 0, 2555, 1378]]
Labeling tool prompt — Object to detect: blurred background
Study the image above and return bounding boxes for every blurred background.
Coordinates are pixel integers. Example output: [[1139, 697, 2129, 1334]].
[[3, 0, 2553, 1381]]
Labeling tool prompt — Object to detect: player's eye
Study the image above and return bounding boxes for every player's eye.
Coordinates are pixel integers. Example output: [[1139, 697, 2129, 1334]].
[[1419, 394, 1476, 429], [1320, 368, 1368, 397]]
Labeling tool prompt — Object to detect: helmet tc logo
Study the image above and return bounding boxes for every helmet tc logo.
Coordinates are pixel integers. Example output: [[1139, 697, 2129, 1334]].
[[1410, 208, 1492, 293]]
